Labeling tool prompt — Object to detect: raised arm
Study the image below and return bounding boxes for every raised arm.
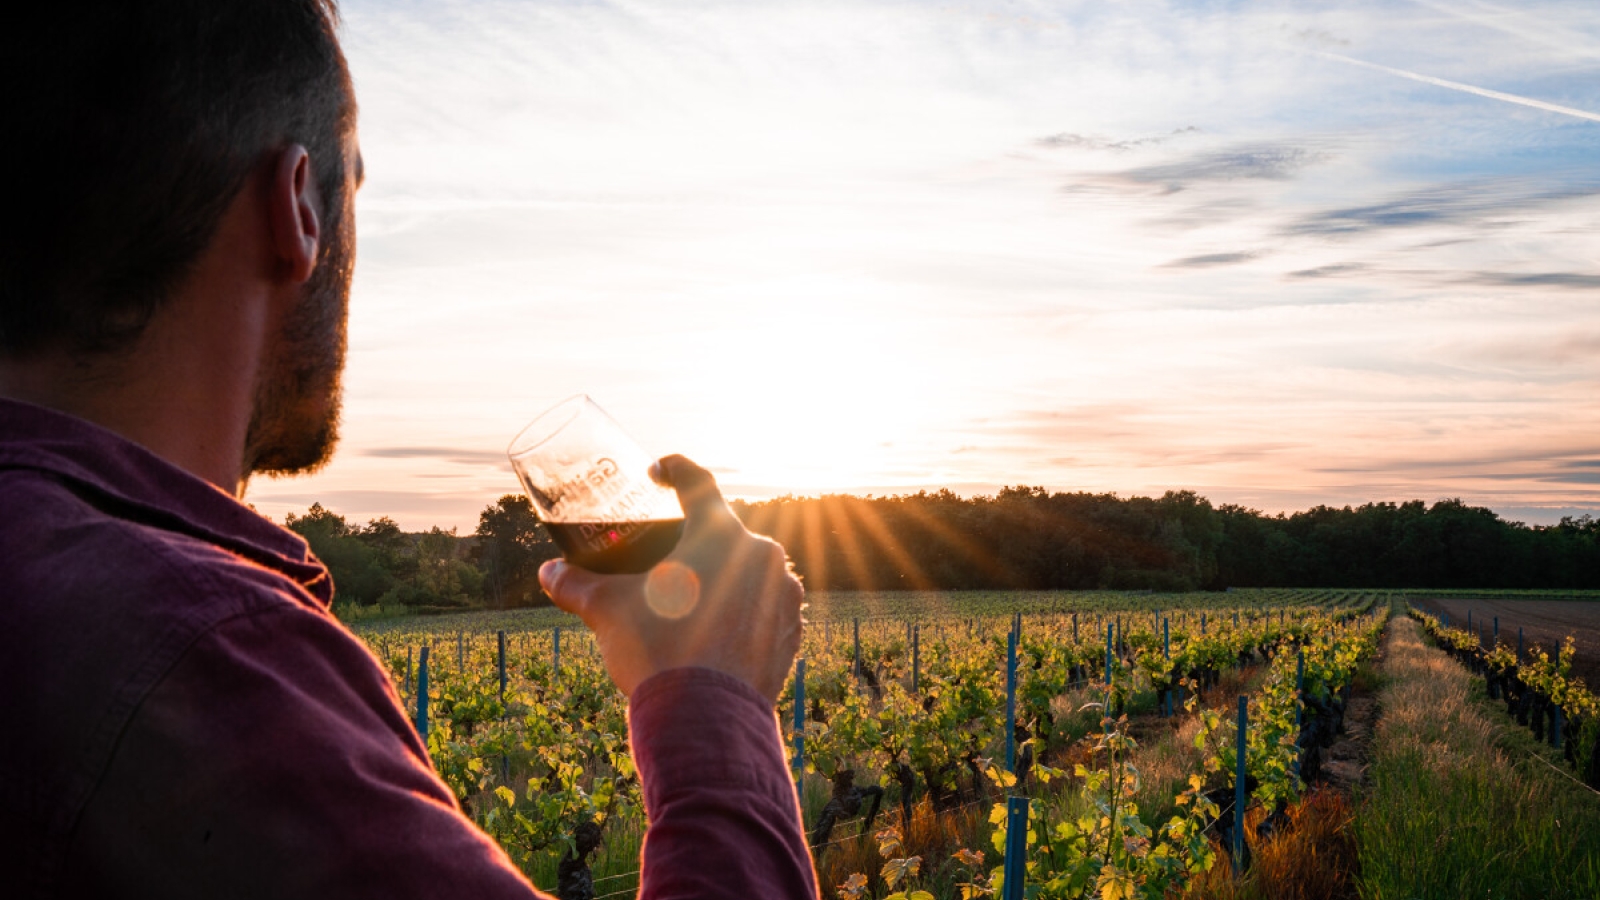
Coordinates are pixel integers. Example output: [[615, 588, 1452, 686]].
[[540, 455, 818, 900]]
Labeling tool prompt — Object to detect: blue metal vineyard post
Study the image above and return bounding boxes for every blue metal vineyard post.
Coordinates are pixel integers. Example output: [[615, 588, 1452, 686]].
[[853, 618, 862, 682], [1162, 618, 1171, 718], [1000, 796, 1029, 900], [496, 630, 507, 703], [553, 626, 561, 681], [1201, 612, 1206, 635], [792, 657, 806, 778], [1292, 649, 1305, 781], [1552, 704, 1564, 751], [1072, 612, 1078, 643], [415, 646, 431, 741], [1234, 695, 1248, 876], [496, 631, 509, 783], [1494, 617, 1499, 643], [457, 631, 464, 671], [1233, 612, 1239, 629], [1443, 612, 1449, 628], [1004, 622, 1019, 774], [1104, 623, 1114, 736], [912, 624, 920, 694]]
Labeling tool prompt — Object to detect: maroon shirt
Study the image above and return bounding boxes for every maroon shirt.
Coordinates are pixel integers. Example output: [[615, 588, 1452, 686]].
[[0, 398, 818, 899]]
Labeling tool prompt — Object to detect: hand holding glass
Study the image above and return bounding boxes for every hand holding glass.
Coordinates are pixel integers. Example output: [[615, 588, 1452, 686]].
[[507, 395, 684, 574]]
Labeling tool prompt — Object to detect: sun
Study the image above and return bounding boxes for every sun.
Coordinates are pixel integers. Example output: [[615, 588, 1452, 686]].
[[665, 277, 948, 497]]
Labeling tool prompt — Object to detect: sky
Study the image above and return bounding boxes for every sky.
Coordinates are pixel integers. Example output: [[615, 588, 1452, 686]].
[[244, 0, 1600, 534]]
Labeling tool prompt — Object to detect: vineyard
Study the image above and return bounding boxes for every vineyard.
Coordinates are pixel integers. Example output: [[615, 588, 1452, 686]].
[[1410, 605, 1600, 791], [351, 588, 1425, 899]]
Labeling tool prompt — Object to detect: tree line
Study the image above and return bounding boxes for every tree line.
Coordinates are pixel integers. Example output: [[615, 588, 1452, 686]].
[[732, 489, 1600, 592], [285, 488, 1600, 612]]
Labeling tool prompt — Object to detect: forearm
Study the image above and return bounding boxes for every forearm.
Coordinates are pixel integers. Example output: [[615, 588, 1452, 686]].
[[629, 668, 819, 900]]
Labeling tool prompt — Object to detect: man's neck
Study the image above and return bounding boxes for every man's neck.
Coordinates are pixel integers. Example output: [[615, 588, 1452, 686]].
[[0, 335, 258, 497]]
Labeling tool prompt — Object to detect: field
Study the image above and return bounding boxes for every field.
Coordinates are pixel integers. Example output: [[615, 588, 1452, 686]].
[[350, 589, 1600, 899], [1406, 595, 1600, 687]]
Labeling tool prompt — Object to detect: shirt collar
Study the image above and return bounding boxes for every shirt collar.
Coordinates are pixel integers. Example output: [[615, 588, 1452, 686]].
[[0, 397, 333, 606]]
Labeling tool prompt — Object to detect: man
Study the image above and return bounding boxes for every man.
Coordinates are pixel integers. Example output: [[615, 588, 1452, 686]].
[[0, 3, 818, 898]]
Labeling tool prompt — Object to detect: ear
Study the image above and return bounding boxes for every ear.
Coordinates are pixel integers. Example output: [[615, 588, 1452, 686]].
[[268, 144, 321, 284]]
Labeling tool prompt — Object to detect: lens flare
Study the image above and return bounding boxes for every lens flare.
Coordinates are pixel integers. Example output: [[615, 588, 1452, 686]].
[[645, 561, 700, 619]]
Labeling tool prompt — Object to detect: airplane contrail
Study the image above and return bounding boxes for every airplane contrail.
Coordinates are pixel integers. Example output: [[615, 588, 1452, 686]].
[[1316, 50, 1600, 124], [1409, 0, 1600, 61]]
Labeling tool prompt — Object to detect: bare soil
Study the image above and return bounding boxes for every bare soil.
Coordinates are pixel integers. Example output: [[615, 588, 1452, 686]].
[[1408, 597, 1600, 688]]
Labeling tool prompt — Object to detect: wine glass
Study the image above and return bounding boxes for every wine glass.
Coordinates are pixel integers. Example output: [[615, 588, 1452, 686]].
[[507, 395, 684, 574]]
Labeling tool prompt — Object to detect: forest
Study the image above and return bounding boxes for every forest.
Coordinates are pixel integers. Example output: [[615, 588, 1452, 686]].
[[286, 488, 1600, 613]]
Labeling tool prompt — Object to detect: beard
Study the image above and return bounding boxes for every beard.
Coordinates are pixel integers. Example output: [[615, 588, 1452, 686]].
[[242, 200, 353, 479]]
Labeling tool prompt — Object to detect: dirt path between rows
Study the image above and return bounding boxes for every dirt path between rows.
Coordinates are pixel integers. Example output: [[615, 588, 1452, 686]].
[[1318, 694, 1378, 791]]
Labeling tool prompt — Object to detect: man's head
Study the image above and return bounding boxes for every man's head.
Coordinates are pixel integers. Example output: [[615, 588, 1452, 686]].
[[1, 1, 357, 476], [244, 145, 358, 478]]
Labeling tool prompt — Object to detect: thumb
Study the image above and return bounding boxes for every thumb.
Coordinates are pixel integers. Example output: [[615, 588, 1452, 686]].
[[652, 454, 730, 522], [540, 559, 607, 624]]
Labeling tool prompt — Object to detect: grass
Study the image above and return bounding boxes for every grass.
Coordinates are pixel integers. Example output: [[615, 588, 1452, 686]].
[[1181, 787, 1359, 900], [1353, 616, 1600, 900], [810, 796, 988, 899], [525, 819, 644, 899]]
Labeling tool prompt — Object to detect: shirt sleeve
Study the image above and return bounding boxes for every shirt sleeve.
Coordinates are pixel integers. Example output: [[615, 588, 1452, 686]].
[[627, 667, 821, 900], [60, 605, 548, 900]]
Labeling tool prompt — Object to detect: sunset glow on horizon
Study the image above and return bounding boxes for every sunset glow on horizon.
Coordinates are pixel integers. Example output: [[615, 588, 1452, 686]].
[[244, 0, 1600, 534]]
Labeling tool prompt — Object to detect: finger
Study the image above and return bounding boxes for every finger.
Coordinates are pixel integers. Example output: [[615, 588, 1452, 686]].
[[539, 559, 606, 623], [653, 454, 731, 522]]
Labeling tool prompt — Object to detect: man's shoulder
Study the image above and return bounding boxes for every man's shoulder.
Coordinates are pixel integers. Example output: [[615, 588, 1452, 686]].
[[0, 466, 345, 823], [0, 467, 336, 740], [0, 465, 323, 629], [0, 474, 473, 898]]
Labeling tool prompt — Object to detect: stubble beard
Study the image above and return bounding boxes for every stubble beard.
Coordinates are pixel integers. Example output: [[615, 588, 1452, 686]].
[[242, 204, 353, 481]]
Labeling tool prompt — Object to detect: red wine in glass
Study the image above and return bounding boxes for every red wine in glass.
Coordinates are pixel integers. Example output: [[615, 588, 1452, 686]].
[[543, 519, 685, 575]]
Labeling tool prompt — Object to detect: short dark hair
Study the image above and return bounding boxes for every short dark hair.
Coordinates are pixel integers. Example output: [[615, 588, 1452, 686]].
[[0, 1, 355, 357]]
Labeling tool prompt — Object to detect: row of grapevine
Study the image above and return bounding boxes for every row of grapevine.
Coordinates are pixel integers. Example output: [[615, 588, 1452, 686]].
[[1411, 608, 1600, 790], [790, 595, 1382, 839], [352, 589, 1389, 899], [980, 601, 1387, 899]]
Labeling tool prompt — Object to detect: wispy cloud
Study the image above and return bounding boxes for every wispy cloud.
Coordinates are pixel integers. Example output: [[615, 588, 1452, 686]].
[[1543, 472, 1600, 484], [249, 489, 502, 528], [1097, 143, 1329, 194], [1162, 251, 1263, 269], [1458, 331, 1600, 367], [1314, 447, 1600, 476], [1288, 180, 1600, 237], [1287, 263, 1368, 279], [1035, 126, 1200, 152], [1455, 272, 1600, 289], [364, 446, 507, 467]]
